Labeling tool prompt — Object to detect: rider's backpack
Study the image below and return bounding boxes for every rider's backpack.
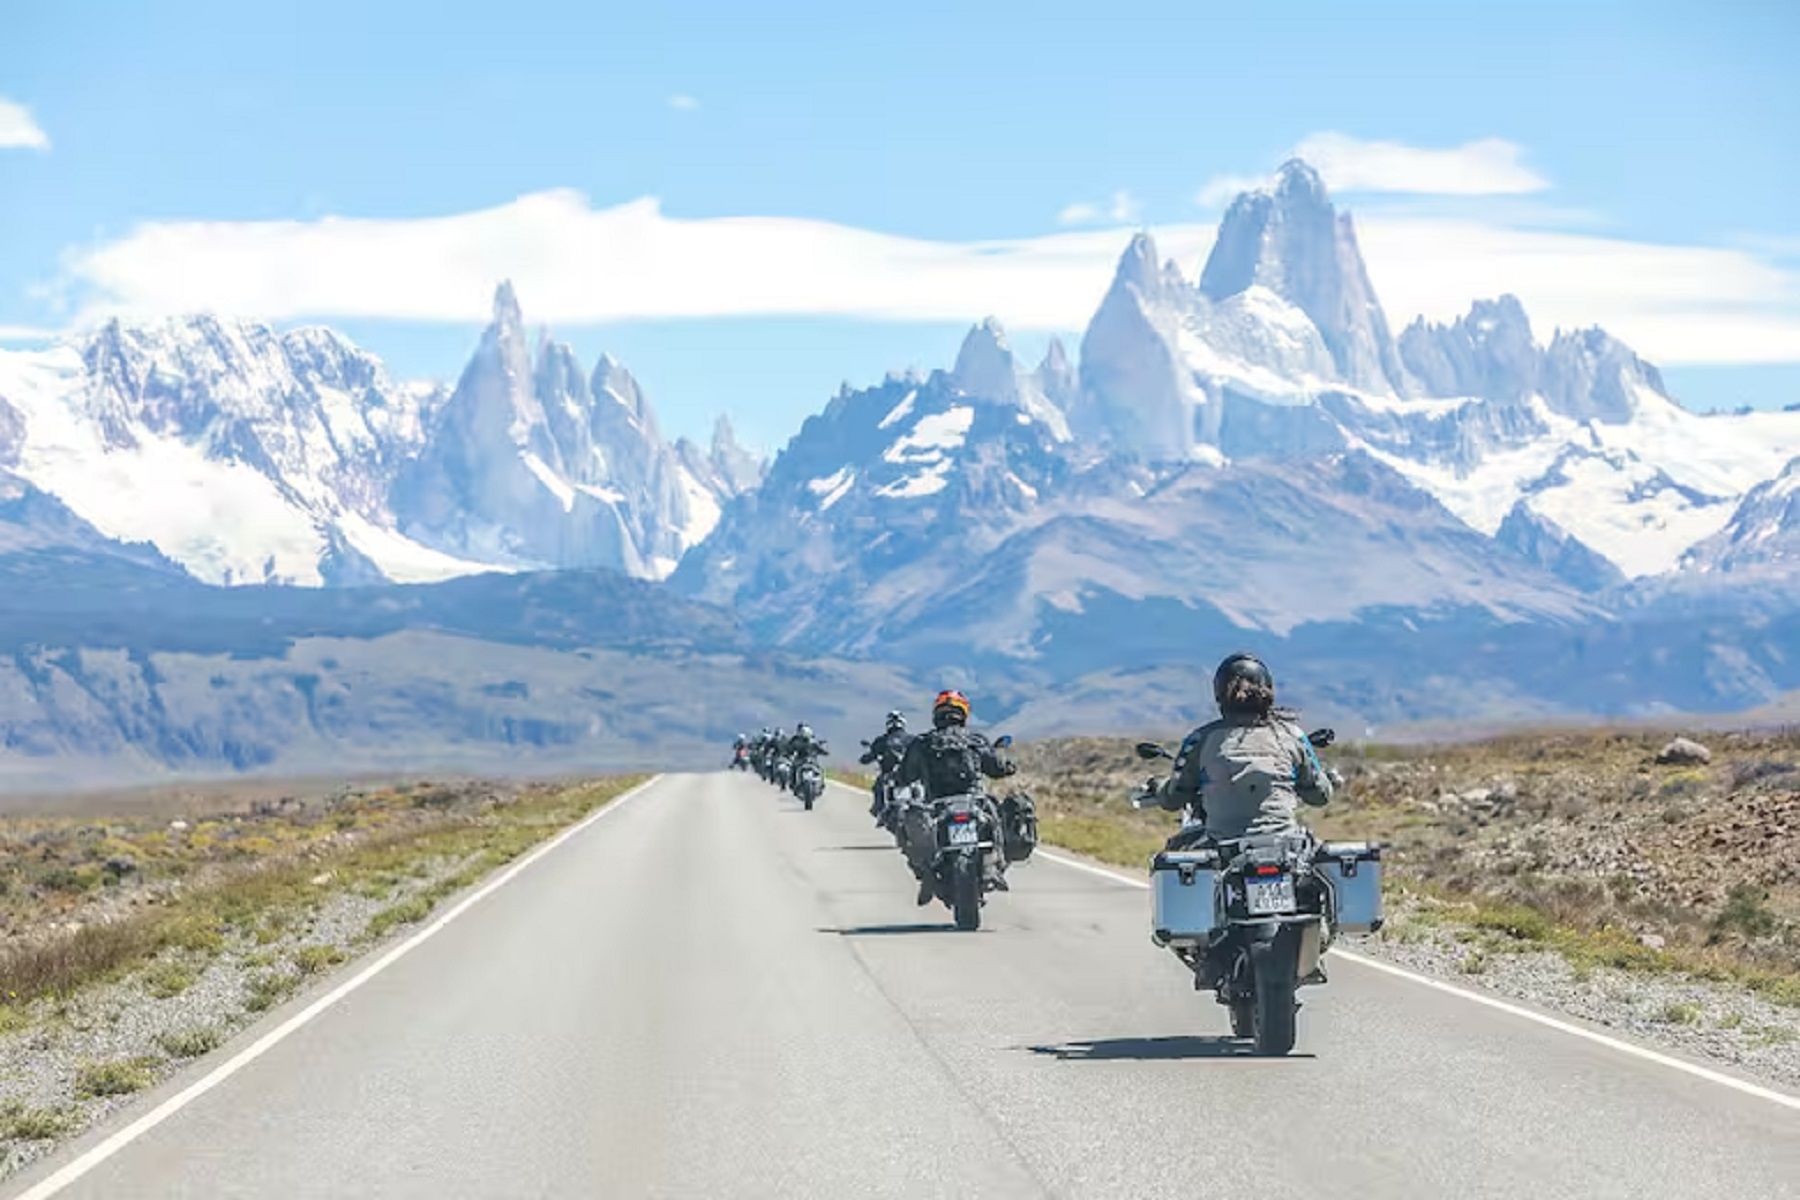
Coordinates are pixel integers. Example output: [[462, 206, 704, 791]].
[[919, 727, 985, 797]]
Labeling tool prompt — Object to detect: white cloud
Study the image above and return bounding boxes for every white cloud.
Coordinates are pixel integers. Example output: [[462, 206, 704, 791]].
[[1294, 133, 1549, 196], [42, 188, 1800, 365], [1057, 191, 1141, 226], [667, 94, 700, 111], [59, 190, 1213, 332], [0, 98, 50, 150], [1197, 133, 1548, 207], [0, 325, 59, 341]]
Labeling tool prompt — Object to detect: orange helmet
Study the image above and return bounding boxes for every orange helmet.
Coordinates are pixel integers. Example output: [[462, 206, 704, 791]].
[[932, 689, 972, 727]]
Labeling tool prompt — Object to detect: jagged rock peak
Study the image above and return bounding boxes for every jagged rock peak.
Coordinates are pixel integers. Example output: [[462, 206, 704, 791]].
[[593, 353, 646, 416], [1116, 232, 1162, 292], [952, 317, 1020, 403], [1398, 294, 1540, 404], [1273, 157, 1329, 202], [1541, 326, 1671, 424], [492, 280, 524, 331], [708, 414, 765, 492], [1197, 156, 1406, 394]]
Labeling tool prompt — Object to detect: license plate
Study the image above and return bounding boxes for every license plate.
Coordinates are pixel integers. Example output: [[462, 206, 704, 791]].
[[948, 823, 979, 845], [1244, 875, 1296, 915]]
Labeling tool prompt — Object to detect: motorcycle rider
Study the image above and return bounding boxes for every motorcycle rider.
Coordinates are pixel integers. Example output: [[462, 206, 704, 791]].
[[1154, 654, 1333, 848], [768, 727, 789, 786], [859, 711, 913, 824], [785, 723, 828, 791], [895, 690, 1016, 906], [787, 722, 828, 761]]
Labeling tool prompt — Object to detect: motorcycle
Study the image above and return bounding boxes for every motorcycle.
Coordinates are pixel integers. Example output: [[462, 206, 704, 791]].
[[731, 745, 751, 771], [1131, 730, 1382, 1056], [772, 754, 794, 792], [902, 735, 1021, 932], [860, 740, 905, 843], [792, 753, 825, 811]]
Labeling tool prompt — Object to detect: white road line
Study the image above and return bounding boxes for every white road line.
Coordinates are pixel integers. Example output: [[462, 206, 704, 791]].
[[12, 775, 667, 1200], [1031, 848, 1800, 1113]]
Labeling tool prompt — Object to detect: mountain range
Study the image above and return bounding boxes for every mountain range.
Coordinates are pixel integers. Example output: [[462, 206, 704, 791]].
[[3, 158, 1799, 780]]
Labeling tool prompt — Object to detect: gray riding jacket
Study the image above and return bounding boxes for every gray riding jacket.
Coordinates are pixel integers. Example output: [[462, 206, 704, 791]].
[[1158, 712, 1332, 839]]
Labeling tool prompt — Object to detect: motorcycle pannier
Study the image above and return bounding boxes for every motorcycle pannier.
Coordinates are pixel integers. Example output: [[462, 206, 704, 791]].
[[1313, 841, 1383, 932], [1151, 849, 1221, 945], [999, 792, 1038, 863]]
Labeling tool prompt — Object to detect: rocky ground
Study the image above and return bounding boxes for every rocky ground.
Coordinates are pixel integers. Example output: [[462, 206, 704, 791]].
[[1011, 726, 1800, 1087], [0, 777, 639, 1182]]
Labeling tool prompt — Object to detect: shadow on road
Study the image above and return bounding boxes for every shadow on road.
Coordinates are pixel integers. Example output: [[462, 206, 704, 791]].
[[1025, 1036, 1313, 1062], [819, 923, 963, 936], [815, 844, 898, 853]]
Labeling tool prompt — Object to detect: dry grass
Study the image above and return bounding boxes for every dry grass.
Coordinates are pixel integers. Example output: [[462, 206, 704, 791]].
[[0, 1101, 72, 1141], [73, 1058, 157, 1098], [155, 1025, 222, 1059], [0, 777, 645, 1007]]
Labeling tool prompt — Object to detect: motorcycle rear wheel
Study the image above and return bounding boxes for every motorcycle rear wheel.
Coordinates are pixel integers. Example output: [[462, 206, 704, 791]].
[[951, 853, 982, 932], [1248, 930, 1299, 1056]]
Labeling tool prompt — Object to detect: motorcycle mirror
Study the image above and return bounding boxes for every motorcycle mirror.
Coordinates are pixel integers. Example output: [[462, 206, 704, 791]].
[[1306, 728, 1336, 749], [1135, 741, 1172, 761], [994, 735, 1013, 749]]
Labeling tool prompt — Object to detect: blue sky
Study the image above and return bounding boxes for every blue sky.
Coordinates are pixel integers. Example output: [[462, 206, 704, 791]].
[[3, 0, 1797, 446]]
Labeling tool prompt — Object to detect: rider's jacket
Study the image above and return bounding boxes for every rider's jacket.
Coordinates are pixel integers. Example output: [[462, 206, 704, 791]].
[[786, 732, 828, 761], [1158, 711, 1332, 840], [897, 726, 1013, 801], [860, 730, 914, 775]]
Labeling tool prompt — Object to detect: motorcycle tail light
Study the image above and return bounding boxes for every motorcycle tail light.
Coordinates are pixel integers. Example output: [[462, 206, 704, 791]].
[[1253, 864, 1284, 876], [950, 813, 973, 824]]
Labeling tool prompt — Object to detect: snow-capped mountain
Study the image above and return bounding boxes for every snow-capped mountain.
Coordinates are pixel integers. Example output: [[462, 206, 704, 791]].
[[0, 284, 760, 586], [681, 158, 1800, 708], [391, 283, 752, 580], [1680, 457, 1800, 576], [675, 315, 1595, 675], [1069, 160, 1800, 582]]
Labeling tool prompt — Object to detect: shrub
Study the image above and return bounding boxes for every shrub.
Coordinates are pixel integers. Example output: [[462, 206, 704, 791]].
[[292, 945, 346, 976], [1659, 1002, 1701, 1025], [140, 960, 197, 999], [0, 1102, 72, 1140], [75, 1057, 156, 1098], [1714, 885, 1779, 940], [367, 897, 432, 939], [156, 1025, 222, 1059], [243, 972, 295, 1014]]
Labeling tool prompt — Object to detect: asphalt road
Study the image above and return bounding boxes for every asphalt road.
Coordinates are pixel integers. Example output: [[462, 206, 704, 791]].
[[11, 772, 1799, 1199]]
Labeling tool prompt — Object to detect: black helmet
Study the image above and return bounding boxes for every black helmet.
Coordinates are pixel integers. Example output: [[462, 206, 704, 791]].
[[885, 710, 906, 731], [1213, 653, 1274, 715], [796, 723, 813, 739]]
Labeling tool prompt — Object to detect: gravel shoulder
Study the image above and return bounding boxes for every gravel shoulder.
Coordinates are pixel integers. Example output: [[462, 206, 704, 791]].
[[1353, 895, 1800, 1093]]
